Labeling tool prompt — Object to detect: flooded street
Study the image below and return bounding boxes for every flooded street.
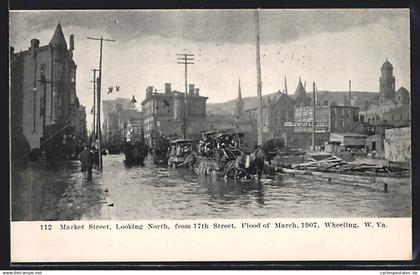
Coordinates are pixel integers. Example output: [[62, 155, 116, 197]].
[[12, 154, 411, 221]]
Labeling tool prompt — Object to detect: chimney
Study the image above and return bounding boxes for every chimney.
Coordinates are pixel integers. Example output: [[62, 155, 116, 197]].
[[30, 39, 40, 57], [70, 34, 74, 51], [165, 83, 171, 94], [194, 88, 200, 96], [146, 86, 154, 97], [188, 84, 195, 95]]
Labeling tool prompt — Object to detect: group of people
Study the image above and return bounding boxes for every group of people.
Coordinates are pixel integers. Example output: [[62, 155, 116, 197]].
[[168, 142, 196, 168]]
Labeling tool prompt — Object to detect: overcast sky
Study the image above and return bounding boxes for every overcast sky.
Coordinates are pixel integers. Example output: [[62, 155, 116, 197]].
[[10, 9, 410, 130]]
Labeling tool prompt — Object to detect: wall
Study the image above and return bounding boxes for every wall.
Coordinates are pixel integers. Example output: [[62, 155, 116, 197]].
[[20, 48, 52, 149], [330, 106, 359, 132], [382, 105, 410, 127], [288, 132, 330, 149], [294, 106, 329, 133], [365, 134, 384, 154], [330, 133, 366, 147], [384, 127, 411, 163]]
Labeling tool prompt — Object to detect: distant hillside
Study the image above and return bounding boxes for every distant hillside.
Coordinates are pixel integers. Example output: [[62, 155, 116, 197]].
[[207, 91, 380, 116]]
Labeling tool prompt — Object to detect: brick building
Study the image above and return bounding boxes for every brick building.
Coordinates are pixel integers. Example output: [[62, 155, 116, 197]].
[[141, 83, 208, 144], [245, 92, 295, 141], [286, 104, 360, 149], [10, 23, 87, 159]]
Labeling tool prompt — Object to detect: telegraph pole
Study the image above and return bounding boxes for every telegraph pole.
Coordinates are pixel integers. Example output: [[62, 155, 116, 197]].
[[87, 36, 116, 171], [91, 69, 99, 139], [255, 9, 263, 146], [349, 80, 352, 107], [38, 70, 52, 143], [348, 80, 352, 131], [177, 53, 194, 139], [312, 81, 316, 151]]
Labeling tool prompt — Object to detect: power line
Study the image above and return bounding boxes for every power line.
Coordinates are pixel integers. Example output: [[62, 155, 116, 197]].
[[87, 36, 116, 172], [176, 53, 194, 139]]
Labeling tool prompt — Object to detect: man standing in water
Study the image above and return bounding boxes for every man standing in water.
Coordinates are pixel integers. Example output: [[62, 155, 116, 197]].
[[254, 145, 265, 181], [80, 145, 93, 181]]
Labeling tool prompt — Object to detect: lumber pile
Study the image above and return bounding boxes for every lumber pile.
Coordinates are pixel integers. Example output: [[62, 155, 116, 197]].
[[293, 156, 409, 177]]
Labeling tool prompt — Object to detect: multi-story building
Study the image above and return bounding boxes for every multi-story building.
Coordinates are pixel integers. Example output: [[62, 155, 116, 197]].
[[10, 23, 87, 159], [286, 104, 360, 149], [141, 83, 208, 144], [245, 92, 295, 142], [102, 98, 142, 145], [118, 109, 143, 143]]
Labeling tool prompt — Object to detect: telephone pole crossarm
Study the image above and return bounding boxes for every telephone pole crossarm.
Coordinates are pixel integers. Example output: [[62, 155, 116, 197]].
[[176, 53, 195, 139]]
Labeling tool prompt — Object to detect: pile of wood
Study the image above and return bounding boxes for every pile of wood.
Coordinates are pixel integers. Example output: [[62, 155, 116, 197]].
[[293, 156, 409, 177]]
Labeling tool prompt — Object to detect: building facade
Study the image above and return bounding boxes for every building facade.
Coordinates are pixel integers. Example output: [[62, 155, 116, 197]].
[[141, 83, 208, 144], [102, 98, 142, 145], [10, 23, 87, 159], [245, 92, 295, 142]]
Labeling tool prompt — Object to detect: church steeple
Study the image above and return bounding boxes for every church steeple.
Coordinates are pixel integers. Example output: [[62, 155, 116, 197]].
[[50, 22, 67, 48], [284, 76, 288, 95], [379, 59, 396, 102], [235, 78, 244, 120], [295, 77, 310, 107]]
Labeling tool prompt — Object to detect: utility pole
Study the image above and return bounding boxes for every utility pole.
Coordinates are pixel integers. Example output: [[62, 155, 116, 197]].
[[38, 70, 52, 144], [87, 36, 116, 171], [348, 80, 352, 131], [91, 69, 99, 139], [312, 82, 316, 151], [255, 9, 263, 146], [177, 53, 194, 139], [349, 80, 352, 107], [153, 89, 158, 159]]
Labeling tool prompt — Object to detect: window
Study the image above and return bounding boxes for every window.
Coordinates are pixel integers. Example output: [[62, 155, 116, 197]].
[[71, 69, 76, 84], [40, 64, 46, 79]]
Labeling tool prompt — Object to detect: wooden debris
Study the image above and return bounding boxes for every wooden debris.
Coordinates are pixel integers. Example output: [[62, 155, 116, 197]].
[[292, 156, 409, 177]]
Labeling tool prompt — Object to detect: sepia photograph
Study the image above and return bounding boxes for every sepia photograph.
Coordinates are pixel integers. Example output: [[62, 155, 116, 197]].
[[10, 9, 411, 223]]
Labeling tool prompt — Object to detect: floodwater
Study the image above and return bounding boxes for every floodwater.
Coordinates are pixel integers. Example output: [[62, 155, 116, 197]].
[[12, 154, 411, 221]]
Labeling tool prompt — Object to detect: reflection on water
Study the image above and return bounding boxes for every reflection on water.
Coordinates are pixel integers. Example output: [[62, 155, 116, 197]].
[[101, 155, 411, 220], [12, 154, 411, 221]]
